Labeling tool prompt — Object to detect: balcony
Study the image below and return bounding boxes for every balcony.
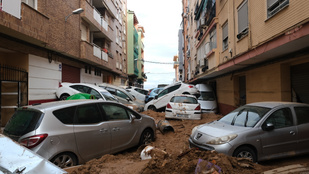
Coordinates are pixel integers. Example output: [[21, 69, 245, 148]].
[[81, 0, 112, 42], [80, 41, 112, 70], [0, 3, 49, 47]]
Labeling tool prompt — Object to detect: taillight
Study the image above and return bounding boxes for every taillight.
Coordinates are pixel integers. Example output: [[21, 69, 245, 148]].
[[20, 134, 48, 149], [59, 82, 62, 88], [195, 104, 201, 110], [166, 103, 172, 109], [188, 85, 194, 88]]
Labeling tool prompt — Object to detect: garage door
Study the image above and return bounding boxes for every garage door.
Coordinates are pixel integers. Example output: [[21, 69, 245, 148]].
[[62, 64, 80, 83], [291, 62, 309, 104]]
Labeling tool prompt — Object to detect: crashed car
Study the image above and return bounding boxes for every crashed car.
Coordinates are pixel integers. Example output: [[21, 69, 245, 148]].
[[3, 100, 156, 168], [189, 102, 309, 162], [165, 94, 201, 120]]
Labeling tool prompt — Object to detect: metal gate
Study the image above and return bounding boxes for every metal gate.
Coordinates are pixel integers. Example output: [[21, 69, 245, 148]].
[[0, 65, 28, 126]]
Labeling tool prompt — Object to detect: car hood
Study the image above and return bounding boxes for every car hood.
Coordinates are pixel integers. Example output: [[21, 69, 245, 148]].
[[197, 121, 250, 137]]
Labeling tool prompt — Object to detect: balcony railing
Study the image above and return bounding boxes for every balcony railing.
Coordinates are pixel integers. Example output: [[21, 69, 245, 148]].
[[93, 44, 108, 62]]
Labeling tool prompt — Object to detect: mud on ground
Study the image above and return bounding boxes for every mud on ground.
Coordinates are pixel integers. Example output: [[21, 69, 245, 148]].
[[67, 111, 309, 174]]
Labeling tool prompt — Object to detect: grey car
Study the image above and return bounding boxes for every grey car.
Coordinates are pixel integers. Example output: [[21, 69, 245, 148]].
[[3, 100, 156, 168], [189, 102, 309, 162]]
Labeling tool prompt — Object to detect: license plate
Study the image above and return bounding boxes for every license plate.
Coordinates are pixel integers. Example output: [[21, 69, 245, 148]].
[[176, 114, 188, 118]]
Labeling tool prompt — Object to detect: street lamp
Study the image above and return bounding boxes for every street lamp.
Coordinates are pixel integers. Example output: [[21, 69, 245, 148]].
[[65, 8, 84, 21]]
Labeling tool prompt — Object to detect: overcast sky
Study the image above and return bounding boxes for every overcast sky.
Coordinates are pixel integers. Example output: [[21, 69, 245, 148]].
[[127, 0, 182, 90]]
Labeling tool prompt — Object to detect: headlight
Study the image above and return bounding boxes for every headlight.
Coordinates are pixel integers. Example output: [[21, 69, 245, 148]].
[[191, 125, 202, 135], [207, 134, 238, 145]]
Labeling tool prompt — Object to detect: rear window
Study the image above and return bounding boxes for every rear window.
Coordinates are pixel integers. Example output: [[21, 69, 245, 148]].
[[4, 109, 43, 137], [53, 106, 76, 124], [171, 96, 198, 104], [198, 91, 216, 101]]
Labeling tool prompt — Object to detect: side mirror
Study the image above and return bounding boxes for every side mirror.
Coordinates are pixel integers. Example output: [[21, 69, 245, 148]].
[[130, 114, 136, 123], [264, 123, 274, 131], [155, 95, 158, 99]]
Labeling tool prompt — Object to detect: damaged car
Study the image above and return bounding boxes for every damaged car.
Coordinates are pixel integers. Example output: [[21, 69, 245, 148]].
[[165, 94, 201, 120], [3, 100, 156, 168], [189, 102, 309, 162]]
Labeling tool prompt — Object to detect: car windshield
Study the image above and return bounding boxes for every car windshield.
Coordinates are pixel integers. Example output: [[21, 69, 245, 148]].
[[4, 109, 43, 140], [171, 96, 198, 104], [219, 105, 270, 127], [101, 92, 118, 102], [198, 91, 216, 101]]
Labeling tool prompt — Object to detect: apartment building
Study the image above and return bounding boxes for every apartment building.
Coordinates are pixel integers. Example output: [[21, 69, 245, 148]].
[[127, 10, 146, 87], [181, 0, 309, 114], [0, 0, 128, 126]]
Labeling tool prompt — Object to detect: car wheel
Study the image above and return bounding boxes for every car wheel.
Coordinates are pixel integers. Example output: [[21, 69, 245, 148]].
[[59, 94, 69, 100], [51, 153, 77, 168], [148, 105, 157, 112], [233, 146, 257, 162], [139, 129, 154, 145]]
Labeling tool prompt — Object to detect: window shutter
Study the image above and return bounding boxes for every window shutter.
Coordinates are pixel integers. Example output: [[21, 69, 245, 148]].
[[238, 0, 248, 33]]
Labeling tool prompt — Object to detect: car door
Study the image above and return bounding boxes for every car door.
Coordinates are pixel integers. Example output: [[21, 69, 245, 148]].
[[99, 103, 140, 153], [73, 103, 111, 162], [294, 106, 309, 154], [259, 107, 298, 158]]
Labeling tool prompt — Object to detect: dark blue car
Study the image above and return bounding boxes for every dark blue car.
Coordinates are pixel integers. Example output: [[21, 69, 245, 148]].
[[145, 87, 164, 103]]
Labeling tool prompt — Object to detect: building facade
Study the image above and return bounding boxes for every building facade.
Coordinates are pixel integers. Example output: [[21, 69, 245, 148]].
[[127, 10, 146, 87], [0, 0, 129, 126], [181, 0, 309, 114]]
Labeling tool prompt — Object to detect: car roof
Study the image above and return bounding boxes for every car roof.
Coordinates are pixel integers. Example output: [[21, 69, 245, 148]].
[[173, 94, 197, 98], [22, 100, 118, 112], [97, 83, 135, 98], [62, 82, 109, 92], [247, 101, 309, 108]]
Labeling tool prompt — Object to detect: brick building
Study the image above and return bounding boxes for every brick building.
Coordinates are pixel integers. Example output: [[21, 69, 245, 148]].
[[0, 0, 129, 126]]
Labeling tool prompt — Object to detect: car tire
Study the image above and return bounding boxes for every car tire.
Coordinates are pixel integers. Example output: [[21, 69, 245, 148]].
[[51, 152, 77, 168], [139, 128, 154, 145], [148, 105, 157, 112], [59, 94, 70, 100], [233, 146, 257, 162]]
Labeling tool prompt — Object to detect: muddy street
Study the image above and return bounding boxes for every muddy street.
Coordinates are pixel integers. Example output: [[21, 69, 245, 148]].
[[66, 111, 309, 174]]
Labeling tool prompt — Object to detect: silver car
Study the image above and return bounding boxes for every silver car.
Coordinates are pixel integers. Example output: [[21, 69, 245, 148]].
[[189, 102, 309, 162], [3, 100, 156, 168]]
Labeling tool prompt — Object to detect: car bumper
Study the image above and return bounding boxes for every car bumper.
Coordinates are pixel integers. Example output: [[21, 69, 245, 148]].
[[165, 110, 201, 120], [188, 137, 233, 156]]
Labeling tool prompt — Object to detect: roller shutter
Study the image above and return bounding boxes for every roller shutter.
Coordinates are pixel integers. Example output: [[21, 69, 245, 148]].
[[62, 64, 80, 83]]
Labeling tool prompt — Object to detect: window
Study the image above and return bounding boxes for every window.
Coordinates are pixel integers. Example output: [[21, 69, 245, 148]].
[[76, 104, 102, 124], [294, 107, 309, 125], [171, 96, 198, 104], [116, 90, 130, 100], [71, 85, 90, 93], [21, 0, 36, 9], [53, 107, 76, 124], [209, 27, 217, 50], [222, 22, 228, 51], [89, 89, 102, 99], [219, 106, 270, 127], [100, 104, 129, 120], [267, 0, 289, 18], [237, 0, 248, 39], [263, 108, 293, 129]]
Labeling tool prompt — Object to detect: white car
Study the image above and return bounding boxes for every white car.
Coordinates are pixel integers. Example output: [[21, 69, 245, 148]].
[[97, 83, 145, 112], [125, 86, 148, 103], [144, 82, 200, 112], [56, 82, 118, 102], [195, 84, 218, 113], [165, 94, 201, 120]]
